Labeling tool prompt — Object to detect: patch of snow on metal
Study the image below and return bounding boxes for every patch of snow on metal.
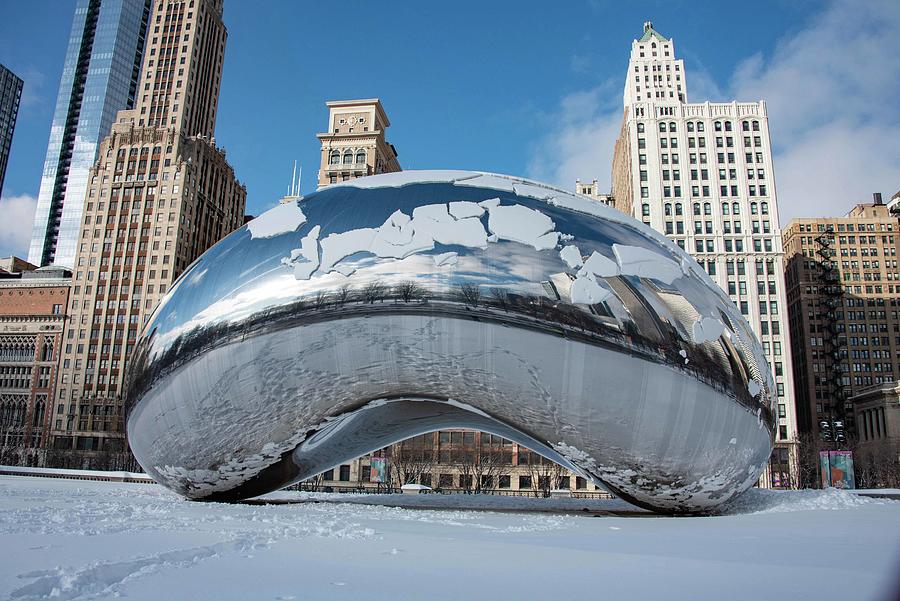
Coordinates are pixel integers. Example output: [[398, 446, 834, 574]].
[[448, 201, 485, 219], [558, 245, 583, 269], [747, 380, 762, 398], [485, 203, 558, 251], [692, 316, 726, 344], [246, 203, 307, 239], [328, 170, 477, 189], [433, 252, 458, 267], [579, 251, 620, 278], [612, 244, 683, 283]]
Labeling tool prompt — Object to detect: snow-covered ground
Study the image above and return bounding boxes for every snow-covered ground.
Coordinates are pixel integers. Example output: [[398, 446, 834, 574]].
[[1, 476, 898, 601]]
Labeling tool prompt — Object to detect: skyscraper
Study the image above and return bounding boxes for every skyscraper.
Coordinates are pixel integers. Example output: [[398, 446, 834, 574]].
[[28, 0, 151, 268], [611, 23, 799, 487], [51, 0, 246, 460], [0, 64, 24, 199], [316, 99, 400, 188]]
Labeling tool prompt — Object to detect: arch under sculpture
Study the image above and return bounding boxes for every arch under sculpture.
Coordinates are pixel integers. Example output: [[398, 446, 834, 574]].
[[125, 171, 775, 514]]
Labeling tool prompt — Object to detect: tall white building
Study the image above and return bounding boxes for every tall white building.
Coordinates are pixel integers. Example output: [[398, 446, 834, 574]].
[[611, 22, 798, 487]]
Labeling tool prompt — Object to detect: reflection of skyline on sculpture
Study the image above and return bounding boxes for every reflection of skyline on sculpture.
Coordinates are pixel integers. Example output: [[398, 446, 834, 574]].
[[127, 171, 775, 514]]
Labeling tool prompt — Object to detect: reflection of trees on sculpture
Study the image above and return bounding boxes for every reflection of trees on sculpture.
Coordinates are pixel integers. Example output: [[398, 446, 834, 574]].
[[128, 274, 768, 430], [336, 285, 352, 305], [489, 287, 510, 312], [394, 281, 426, 303], [455, 283, 481, 307], [362, 280, 387, 304], [314, 290, 330, 308]]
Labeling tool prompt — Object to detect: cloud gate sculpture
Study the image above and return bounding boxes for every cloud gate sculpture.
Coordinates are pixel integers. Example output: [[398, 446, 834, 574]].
[[125, 170, 775, 514]]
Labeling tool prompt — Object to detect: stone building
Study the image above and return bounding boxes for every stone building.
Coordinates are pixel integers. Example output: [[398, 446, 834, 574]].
[[0, 261, 70, 460], [850, 383, 899, 486], [316, 99, 400, 188], [609, 22, 798, 487], [574, 178, 615, 209], [51, 0, 246, 463]]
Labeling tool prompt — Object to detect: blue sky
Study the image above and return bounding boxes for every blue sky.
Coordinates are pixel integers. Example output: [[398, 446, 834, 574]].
[[1, 0, 898, 258]]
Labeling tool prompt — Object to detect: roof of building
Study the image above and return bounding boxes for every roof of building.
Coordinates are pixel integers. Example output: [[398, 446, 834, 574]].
[[638, 21, 669, 43], [325, 98, 391, 128]]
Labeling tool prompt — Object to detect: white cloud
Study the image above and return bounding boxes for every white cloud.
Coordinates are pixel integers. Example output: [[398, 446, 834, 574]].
[[526, 84, 623, 193], [727, 0, 900, 223], [18, 67, 45, 109], [0, 194, 37, 258], [529, 0, 900, 223]]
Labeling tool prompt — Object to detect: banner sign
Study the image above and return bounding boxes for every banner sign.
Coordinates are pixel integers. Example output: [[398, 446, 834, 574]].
[[819, 450, 855, 489], [370, 457, 387, 483]]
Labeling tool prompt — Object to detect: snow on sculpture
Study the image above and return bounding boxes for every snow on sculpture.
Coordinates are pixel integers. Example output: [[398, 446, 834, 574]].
[[125, 171, 775, 514]]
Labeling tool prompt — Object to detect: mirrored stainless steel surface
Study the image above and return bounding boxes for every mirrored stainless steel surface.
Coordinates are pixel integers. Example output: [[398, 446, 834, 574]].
[[125, 170, 775, 513]]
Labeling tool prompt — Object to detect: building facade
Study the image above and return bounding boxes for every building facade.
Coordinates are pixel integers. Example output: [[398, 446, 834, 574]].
[[610, 23, 798, 487], [51, 0, 246, 461], [574, 178, 615, 208], [783, 198, 899, 451], [29, 0, 151, 268], [0, 264, 71, 461], [309, 430, 612, 497], [316, 99, 400, 188], [0, 64, 24, 199], [850, 383, 899, 486]]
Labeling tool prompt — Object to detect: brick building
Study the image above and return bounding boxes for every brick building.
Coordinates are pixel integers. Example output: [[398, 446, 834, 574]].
[[783, 195, 900, 459], [0, 261, 70, 462]]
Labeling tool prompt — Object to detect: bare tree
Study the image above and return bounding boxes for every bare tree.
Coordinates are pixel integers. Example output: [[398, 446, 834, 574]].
[[314, 290, 330, 309], [394, 281, 426, 303], [471, 443, 513, 494], [796, 432, 825, 489], [362, 280, 387, 304], [524, 451, 564, 498], [455, 284, 481, 307], [305, 472, 325, 491], [391, 438, 436, 489], [489, 287, 510, 312], [856, 444, 900, 489], [336, 285, 352, 305], [455, 452, 476, 493]]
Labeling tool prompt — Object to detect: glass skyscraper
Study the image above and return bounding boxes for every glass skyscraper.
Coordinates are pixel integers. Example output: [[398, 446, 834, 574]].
[[0, 64, 23, 200], [28, 0, 150, 268]]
